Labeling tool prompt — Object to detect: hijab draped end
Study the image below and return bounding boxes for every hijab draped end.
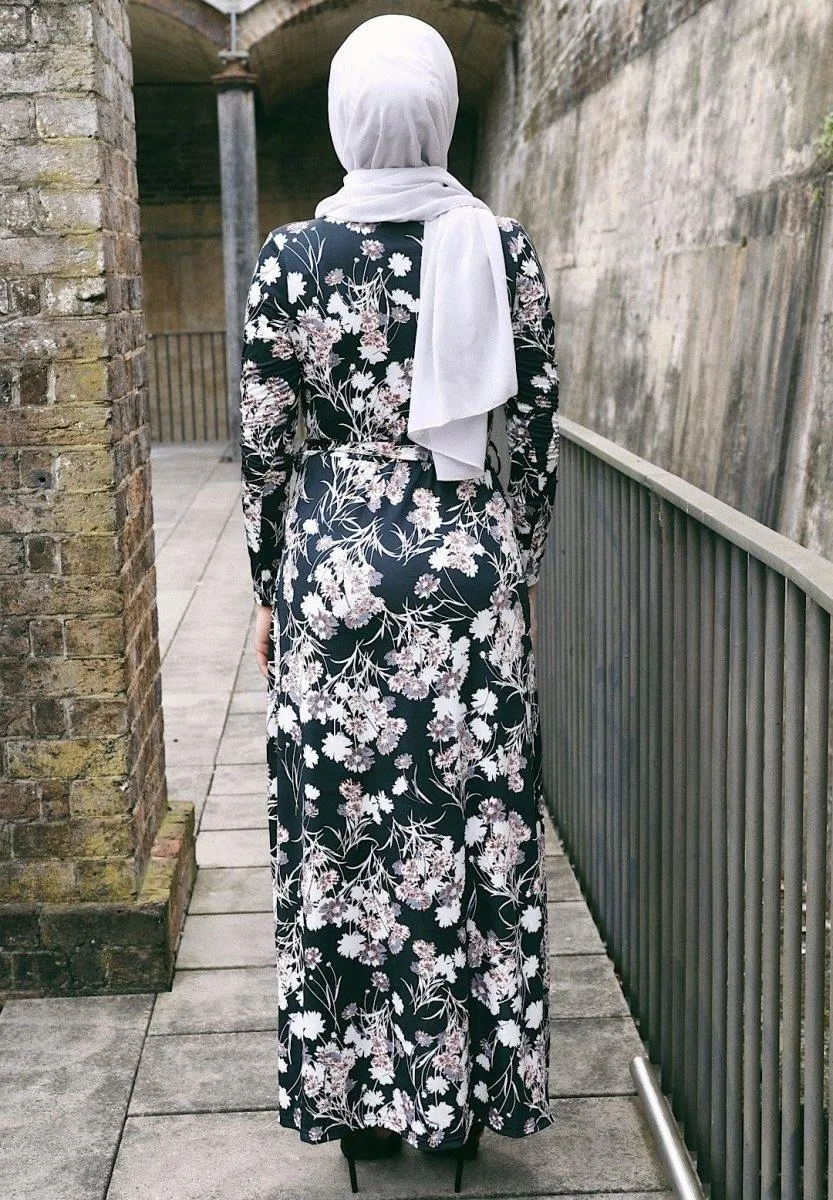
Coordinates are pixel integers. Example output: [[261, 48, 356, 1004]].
[[407, 411, 489, 481]]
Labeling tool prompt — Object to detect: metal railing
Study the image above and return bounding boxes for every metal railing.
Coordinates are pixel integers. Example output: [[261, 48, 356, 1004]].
[[538, 415, 833, 1199], [146, 331, 228, 442]]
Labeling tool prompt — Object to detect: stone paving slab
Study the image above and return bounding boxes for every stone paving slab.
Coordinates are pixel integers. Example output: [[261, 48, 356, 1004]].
[[545, 855, 583, 900], [134, 1017, 646, 1118], [155, 587, 194, 653], [223, 709, 267, 735], [548, 1016, 644, 1095], [196, 828, 270, 868], [176, 912, 274, 969], [150, 443, 235, 547], [165, 762, 214, 813], [216, 732, 266, 764], [157, 460, 252, 831], [153, 449, 237, 657], [548, 953, 631, 1018], [148, 967, 276, 1035], [106, 1097, 668, 1199], [237, 660, 267, 695], [547, 901, 607, 955], [189, 866, 272, 913], [200, 793, 267, 831], [230, 689, 270, 715], [161, 694, 232, 770], [158, 509, 240, 581], [210, 763, 269, 794], [542, 822, 563, 855], [161, 598, 252, 698], [165, 761, 215, 829], [132, 1016, 641, 1118], [163, 628, 250, 694], [0, 995, 153, 1200], [129, 1031, 277, 1115]]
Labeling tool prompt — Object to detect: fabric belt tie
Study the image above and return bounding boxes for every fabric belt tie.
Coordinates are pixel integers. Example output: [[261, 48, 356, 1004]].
[[291, 438, 502, 474]]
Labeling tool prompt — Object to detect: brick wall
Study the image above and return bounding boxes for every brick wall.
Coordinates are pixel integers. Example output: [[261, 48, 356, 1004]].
[[0, 0, 195, 997]]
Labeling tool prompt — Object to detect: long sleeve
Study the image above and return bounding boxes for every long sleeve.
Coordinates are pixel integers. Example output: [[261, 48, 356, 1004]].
[[240, 231, 303, 607], [501, 219, 560, 587]]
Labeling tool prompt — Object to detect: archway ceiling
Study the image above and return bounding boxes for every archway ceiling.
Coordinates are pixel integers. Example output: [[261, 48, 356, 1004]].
[[129, 2, 227, 83], [130, 0, 518, 109]]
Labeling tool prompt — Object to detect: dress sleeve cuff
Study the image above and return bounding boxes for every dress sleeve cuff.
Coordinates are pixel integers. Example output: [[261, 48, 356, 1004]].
[[253, 570, 274, 607]]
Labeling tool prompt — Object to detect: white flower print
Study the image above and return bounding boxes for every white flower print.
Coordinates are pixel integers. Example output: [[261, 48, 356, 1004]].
[[472, 687, 498, 715], [338, 932, 365, 959], [327, 292, 361, 334], [470, 609, 497, 641], [387, 252, 412, 276], [287, 271, 306, 304], [465, 815, 487, 845], [322, 731, 350, 761], [289, 1010, 326, 1041], [352, 370, 375, 391], [497, 1019, 522, 1047], [259, 256, 282, 284], [390, 287, 419, 312], [521, 905, 542, 933], [426, 1101, 455, 1130], [524, 1000, 544, 1029], [385, 361, 408, 396]]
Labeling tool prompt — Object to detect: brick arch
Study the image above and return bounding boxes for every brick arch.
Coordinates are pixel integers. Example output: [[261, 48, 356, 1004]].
[[238, 0, 521, 111], [129, 0, 520, 102], [129, 0, 227, 82]]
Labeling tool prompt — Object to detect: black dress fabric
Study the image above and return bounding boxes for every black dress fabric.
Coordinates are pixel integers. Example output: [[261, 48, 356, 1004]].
[[240, 214, 560, 1149]]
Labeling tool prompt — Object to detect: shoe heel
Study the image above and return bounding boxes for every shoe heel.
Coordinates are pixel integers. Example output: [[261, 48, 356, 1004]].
[[346, 1152, 358, 1194], [454, 1147, 465, 1193]]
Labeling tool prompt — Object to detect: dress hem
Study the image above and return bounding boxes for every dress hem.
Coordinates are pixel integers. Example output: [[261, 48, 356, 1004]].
[[276, 1104, 557, 1149]]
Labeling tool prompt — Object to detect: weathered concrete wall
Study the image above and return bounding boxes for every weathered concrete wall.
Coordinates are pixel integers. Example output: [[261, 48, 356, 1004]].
[[0, 0, 194, 996], [476, 0, 833, 558]]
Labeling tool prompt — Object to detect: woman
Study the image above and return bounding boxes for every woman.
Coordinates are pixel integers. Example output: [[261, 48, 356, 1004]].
[[239, 14, 560, 1193]]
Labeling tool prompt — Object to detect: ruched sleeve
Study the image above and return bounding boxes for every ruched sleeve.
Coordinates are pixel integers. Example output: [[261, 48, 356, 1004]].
[[499, 218, 560, 587], [239, 229, 303, 607]]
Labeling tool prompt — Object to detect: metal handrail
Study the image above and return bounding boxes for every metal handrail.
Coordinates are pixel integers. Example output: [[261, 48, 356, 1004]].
[[560, 416, 833, 613], [539, 413, 833, 1199], [631, 1055, 706, 1199]]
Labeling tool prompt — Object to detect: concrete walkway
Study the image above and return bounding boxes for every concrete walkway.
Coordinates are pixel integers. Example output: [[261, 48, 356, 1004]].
[[0, 442, 673, 1200]]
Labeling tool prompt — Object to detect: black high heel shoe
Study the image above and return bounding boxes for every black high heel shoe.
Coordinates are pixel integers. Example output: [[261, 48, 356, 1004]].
[[419, 1118, 486, 1193], [340, 1127, 402, 1193]]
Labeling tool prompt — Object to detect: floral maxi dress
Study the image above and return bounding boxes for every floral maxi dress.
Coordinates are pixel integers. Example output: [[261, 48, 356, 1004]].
[[239, 214, 561, 1150]]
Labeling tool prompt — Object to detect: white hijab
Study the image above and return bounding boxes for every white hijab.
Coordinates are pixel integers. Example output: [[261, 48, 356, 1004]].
[[314, 14, 517, 481]]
